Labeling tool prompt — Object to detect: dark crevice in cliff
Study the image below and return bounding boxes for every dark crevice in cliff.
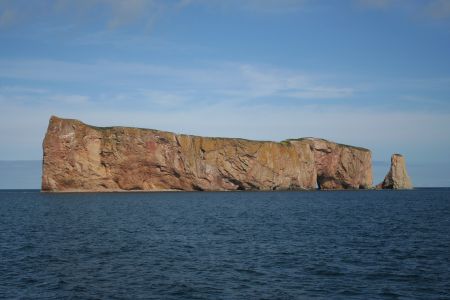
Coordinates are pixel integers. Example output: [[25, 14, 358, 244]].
[[191, 184, 204, 191], [314, 179, 319, 190], [317, 177, 322, 190], [317, 176, 341, 190], [227, 178, 246, 190]]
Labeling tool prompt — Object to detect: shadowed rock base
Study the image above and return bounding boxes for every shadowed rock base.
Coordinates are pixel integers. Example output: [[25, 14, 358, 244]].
[[42, 116, 374, 192], [377, 154, 413, 190]]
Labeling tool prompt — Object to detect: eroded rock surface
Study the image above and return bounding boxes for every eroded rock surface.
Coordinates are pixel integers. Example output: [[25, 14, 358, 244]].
[[42, 116, 373, 192], [306, 139, 373, 189], [377, 154, 413, 189]]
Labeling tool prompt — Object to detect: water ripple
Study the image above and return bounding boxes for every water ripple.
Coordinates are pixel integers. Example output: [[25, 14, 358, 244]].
[[0, 189, 449, 299]]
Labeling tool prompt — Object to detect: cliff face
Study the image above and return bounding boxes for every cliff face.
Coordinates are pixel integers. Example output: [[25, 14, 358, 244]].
[[42, 116, 373, 192], [307, 139, 372, 189], [377, 154, 413, 190]]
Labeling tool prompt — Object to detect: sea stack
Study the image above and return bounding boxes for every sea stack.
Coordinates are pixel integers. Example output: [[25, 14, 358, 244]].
[[42, 116, 373, 192], [377, 154, 413, 189]]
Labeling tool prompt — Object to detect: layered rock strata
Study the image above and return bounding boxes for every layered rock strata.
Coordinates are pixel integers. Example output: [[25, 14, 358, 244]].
[[377, 154, 413, 189], [42, 116, 373, 192]]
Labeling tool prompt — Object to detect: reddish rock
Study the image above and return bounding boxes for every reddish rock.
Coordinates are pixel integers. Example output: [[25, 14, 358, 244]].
[[305, 138, 372, 189], [42, 116, 373, 192], [377, 154, 413, 190]]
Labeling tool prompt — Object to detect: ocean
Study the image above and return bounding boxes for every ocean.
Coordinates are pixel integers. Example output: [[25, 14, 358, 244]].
[[0, 189, 449, 299]]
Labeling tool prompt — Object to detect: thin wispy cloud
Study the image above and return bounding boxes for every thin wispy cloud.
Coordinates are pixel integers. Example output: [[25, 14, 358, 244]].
[[0, 59, 355, 104], [0, 0, 449, 188], [356, 0, 450, 20], [185, 0, 311, 13], [0, 86, 91, 107], [2, 0, 449, 32], [0, 0, 168, 30], [1, 54, 449, 162], [0, 7, 15, 27], [357, 0, 393, 9], [426, 0, 450, 20], [1, 91, 449, 163], [0, 0, 308, 31]]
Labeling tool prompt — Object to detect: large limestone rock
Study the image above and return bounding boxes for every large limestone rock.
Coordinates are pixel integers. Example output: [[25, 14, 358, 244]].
[[42, 116, 373, 192], [306, 138, 373, 189], [377, 154, 413, 189]]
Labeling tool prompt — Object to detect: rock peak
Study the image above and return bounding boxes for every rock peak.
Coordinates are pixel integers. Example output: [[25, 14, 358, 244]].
[[377, 154, 413, 189]]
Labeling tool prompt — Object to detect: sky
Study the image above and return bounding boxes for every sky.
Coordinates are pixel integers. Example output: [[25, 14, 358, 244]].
[[0, 0, 450, 187]]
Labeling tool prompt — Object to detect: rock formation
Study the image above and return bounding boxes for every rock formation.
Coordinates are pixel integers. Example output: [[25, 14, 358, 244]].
[[42, 116, 373, 192], [377, 154, 413, 189]]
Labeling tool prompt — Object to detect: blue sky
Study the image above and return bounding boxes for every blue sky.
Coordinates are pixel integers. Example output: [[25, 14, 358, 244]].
[[1, 0, 450, 186]]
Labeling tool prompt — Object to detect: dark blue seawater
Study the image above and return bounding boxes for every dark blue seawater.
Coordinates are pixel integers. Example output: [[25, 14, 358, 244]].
[[0, 190, 449, 299]]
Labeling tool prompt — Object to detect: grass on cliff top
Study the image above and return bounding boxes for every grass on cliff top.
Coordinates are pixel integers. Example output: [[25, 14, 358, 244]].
[[285, 137, 370, 152], [81, 120, 367, 151], [87, 125, 115, 131], [178, 134, 275, 144], [87, 124, 162, 133], [87, 123, 278, 144]]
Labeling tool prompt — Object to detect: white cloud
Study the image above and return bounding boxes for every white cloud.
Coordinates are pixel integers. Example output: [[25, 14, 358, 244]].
[[1, 59, 448, 162], [1, 96, 449, 163], [426, 0, 450, 20], [0, 59, 355, 104], [1, 0, 449, 32], [285, 86, 354, 99], [189, 0, 310, 13], [0, 0, 306, 32], [0, 85, 91, 107], [48, 94, 90, 105], [140, 90, 190, 107], [0, 0, 168, 30], [356, 0, 395, 9], [0, 8, 15, 27], [356, 0, 450, 20]]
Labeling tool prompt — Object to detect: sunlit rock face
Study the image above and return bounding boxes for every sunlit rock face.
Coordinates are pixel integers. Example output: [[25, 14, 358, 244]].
[[304, 138, 373, 190], [377, 154, 413, 190], [42, 116, 373, 192]]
